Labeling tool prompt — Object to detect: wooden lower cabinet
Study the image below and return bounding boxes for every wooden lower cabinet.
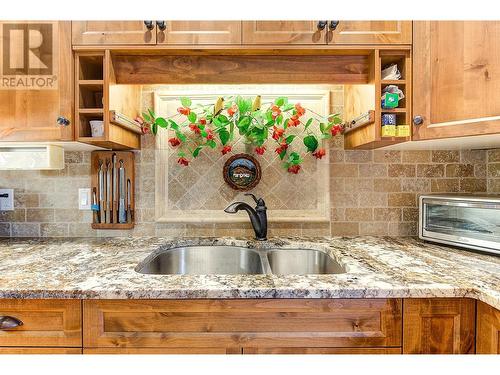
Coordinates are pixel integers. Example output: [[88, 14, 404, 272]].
[[243, 347, 402, 354], [403, 298, 476, 354], [0, 347, 82, 354], [476, 301, 500, 354], [83, 299, 402, 351], [84, 347, 240, 354]]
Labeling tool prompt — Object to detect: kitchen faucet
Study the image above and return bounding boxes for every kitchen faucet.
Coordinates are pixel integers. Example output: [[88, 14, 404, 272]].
[[224, 193, 267, 241]]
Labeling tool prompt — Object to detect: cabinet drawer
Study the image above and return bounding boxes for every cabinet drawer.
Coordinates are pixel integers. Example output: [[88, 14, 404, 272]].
[[84, 299, 402, 349], [243, 347, 402, 354], [0, 347, 82, 354], [0, 300, 82, 347]]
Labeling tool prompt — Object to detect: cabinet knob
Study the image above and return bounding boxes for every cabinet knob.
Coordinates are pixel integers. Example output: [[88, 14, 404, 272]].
[[0, 316, 23, 330], [143, 21, 154, 31], [329, 21, 340, 31], [156, 21, 166, 31], [413, 115, 424, 125], [56, 116, 70, 127], [317, 21, 327, 30]]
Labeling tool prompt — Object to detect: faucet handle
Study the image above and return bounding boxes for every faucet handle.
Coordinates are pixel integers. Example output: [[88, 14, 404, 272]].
[[244, 193, 259, 204]]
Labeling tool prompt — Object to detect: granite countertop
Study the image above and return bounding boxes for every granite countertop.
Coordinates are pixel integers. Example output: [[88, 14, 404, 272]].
[[0, 236, 499, 310]]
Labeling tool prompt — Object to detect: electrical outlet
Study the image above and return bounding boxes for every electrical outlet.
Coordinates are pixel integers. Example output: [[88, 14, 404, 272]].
[[0, 189, 14, 211], [78, 188, 91, 210]]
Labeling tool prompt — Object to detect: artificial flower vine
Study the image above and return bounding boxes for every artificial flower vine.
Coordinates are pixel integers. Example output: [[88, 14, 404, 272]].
[[137, 96, 344, 174]]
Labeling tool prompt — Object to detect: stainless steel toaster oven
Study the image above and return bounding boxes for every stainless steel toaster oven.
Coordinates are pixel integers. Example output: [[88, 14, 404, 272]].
[[419, 195, 500, 255]]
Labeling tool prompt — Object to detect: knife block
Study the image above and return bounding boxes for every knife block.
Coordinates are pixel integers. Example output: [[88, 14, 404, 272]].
[[90, 151, 135, 230]]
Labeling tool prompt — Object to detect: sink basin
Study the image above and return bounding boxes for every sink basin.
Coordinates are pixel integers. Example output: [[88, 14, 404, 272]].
[[267, 249, 346, 275], [136, 246, 265, 275]]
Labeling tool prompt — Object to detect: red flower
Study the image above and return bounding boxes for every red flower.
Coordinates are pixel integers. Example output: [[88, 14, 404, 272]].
[[287, 165, 301, 174], [141, 124, 150, 135], [189, 123, 201, 134], [199, 118, 207, 125], [271, 105, 281, 119], [177, 157, 189, 166], [312, 148, 326, 159], [227, 105, 238, 117], [135, 116, 144, 125], [177, 107, 191, 116], [287, 115, 301, 127], [221, 145, 232, 155], [295, 103, 305, 117], [255, 146, 266, 155], [275, 142, 288, 155], [272, 126, 284, 141], [331, 124, 343, 136], [168, 137, 181, 147], [206, 129, 214, 140]]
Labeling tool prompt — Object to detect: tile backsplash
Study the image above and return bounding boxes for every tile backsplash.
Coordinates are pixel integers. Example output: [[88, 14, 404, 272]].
[[0, 84, 498, 237]]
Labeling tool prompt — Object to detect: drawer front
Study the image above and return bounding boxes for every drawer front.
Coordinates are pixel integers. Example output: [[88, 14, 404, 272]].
[[84, 299, 402, 349], [84, 347, 240, 354], [0, 300, 82, 347], [0, 347, 82, 354], [243, 347, 402, 354]]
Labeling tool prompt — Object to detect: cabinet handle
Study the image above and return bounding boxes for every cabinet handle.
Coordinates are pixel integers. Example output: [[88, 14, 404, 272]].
[[56, 116, 70, 127], [0, 316, 23, 330], [413, 115, 424, 125], [329, 21, 340, 31], [317, 21, 327, 30], [143, 21, 154, 31], [156, 21, 166, 31]]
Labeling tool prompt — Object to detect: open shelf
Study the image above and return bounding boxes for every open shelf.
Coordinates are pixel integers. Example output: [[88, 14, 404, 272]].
[[344, 49, 412, 149]]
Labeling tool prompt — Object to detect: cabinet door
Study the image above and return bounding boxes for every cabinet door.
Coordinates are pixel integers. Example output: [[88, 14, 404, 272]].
[[0, 347, 81, 354], [157, 21, 241, 45], [242, 21, 327, 44], [403, 298, 475, 354], [0, 21, 73, 141], [476, 301, 500, 354], [243, 347, 401, 354], [328, 21, 411, 44], [84, 347, 240, 354], [71, 21, 156, 45], [413, 21, 500, 140]]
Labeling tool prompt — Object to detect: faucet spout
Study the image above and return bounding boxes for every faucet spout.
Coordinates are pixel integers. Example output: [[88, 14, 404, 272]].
[[224, 196, 267, 241]]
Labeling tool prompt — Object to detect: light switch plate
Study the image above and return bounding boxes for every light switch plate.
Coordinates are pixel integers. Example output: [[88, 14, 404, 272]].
[[78, 188, 91, 210], [0, 189, 14, 211]]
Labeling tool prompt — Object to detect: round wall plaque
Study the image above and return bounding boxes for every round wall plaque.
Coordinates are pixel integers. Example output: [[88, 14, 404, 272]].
[[223, 153, 261, 191]]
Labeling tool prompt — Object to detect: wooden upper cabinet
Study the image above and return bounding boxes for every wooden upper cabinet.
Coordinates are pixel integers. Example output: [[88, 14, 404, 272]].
[[328, 21, 412, 44], [71, 21, 156, 45], [476, 301, 500, 354], [403, 298, 475, 354], [242, 21, 327, 44], [413, 21, 500, 140], [0, 21, 73, 141], [156, 21, 241, 44]]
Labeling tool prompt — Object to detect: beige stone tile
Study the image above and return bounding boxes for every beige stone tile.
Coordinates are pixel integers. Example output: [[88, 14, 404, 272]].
[[402, 150, 431, 163], [11, 223, 40, 237], [344, 150, 372, 163], [64, 152, 84, 164], [14, 193, 39, 208], [373, 208, 401, 222], [330, 208, 345, 222], [331, 164, 358, 177], [345, 208, 373, 222], [388, 193, 416, 207], [431, 178, 460, 193], [301, 222, 331, 237], [400, 178, 430, 192], [185, 224, 215, 237], [40, 223, 69, 237], [487, 163, 500, 178], [362, 192, 388, 207], [330, 178, 345, 192], [416, 164, 444, 178], [155, 223, 186, 237], [388, 164, 416, 177], [461, 150, 486, 164], [329, 150, 344, 163], [359, 222, 388, 235], [373, 178, 401, 192], [373, 150, 401, 163], [432, 150, 460, 163], [359, 164, 387, 177], [331, 222, 359, 236], [0, 210, 26, 223], [344, 178, 374, 192], [0, 223, 10, 237], [402, 208, 419, 222], [26, 209, 54, 222], [487, 179, 500, 192], [68, 223, 97, 237], [267, 223, 302, 237], [487, 149, 500, 163], [330, 193, 358, 207], [459, 178, 487, 192], [388, 222, 418, 236], [446, 164, 474, 177]]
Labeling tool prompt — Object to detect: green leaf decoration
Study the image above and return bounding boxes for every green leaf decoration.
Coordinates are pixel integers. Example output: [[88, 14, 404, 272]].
[[305, 118, 313, 130], [176, 131, 187, 142], [142, 112, 151, 122], [275, 114, 283, 125], [168, 119, 179, 131], [155, 117, 168, 128], [151, 122, 158, 135], [148, 108, 155, 119], [282, 103, 295, 112], [207, 139, 217, 149], [180, 97, 192, 107], [200, 129, 208, 138], [303, 135, 318, 152], [236, 96, 251, 114], [279, 148, 287, 160], [275, 97, 287, 107], [192, 146, 202, 158], [187, 112, 197, 123], [285, 135, 296, 144], [288, 152, 303, 165], [217, 114, 230, 124], [237, 116, 251, 133], [219, 129, 230, 145]]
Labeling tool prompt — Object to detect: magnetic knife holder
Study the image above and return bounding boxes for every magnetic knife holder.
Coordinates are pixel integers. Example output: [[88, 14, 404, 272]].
[[90, 150, 135, 230]]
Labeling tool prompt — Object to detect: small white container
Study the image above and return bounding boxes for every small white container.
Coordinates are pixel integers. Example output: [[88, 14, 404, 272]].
[[89, 120, 104, 137]]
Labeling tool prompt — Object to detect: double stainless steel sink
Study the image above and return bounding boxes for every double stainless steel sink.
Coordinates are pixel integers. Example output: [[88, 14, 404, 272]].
[[136, 246, 346, 275]]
